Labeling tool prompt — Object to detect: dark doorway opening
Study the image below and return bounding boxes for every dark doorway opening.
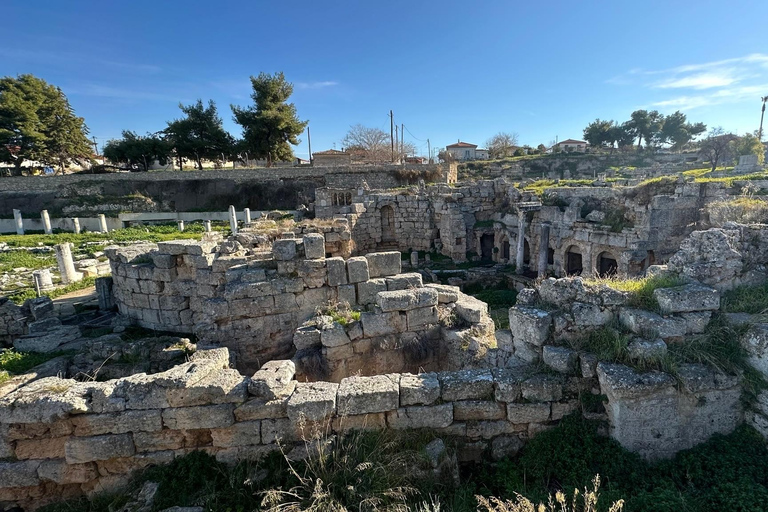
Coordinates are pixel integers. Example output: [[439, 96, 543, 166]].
[[597, 252, 618, 277], [381, 205, 395, 242], [523, 240, 531, 264], [502, 240, 510, 260], [480, 233, 495, 261], [566, 247, 583, 275]]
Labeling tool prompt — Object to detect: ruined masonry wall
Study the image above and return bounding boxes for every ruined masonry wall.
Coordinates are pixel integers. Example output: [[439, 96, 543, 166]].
[[0, 347, 582, 510]]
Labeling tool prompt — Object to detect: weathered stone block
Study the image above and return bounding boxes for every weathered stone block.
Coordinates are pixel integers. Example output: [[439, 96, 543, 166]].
[[580, 353, 598, 378], [71, 410, 162, 436], [365, 251, 402, 278], [521, 374, 563, 402], [627, 339, 668, 360], [507, 402, 551, 423], [492, 368, 524, 402], [425, 283, 460, 303], [399, 372, 441, 406], [326, 257, 348, 286], [386, 273, 423, 291], [495, 329, 513, 353], [14, 437, 67, 460], [357, 278, 387, 305], [37, 459, 98, 485], [0, 460, 41, 488], [571, 302, 612, 327], [454, 400, 506, 421], [303, 233, 326, 260], [287, 381, 338, 421], [337, 375, 399, 415], [210, 420, 261, 447], [653, 283, 720, 314], [619, 308, 686, 339], [272, 239, 297, 261], [361, 311, 406, 337], [440, 369, 494, 401], [234, 388, 293, 421], [332, 412, 388, 432], [455, 296, 487, 323], [406, 306, 439, 330], [377, 288, 438, 312], [508, 307, 552, 347], [320, 321, 351, 348], [249, 360, 296, 399], [65, 434, 135, 464], [162, 404, 235, 430], [386, 404, 453, 429], [542, 346, 578, 374], [491, 436, 524, 460], [294, 326, 321, 350], [347, 257, 370, 283], [262, 418, 294, 444]]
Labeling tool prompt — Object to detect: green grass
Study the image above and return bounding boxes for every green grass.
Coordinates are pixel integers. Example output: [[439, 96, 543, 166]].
[[695, 170, 768, 187], [0, 251, 57, 273], [722, 281, 768, 314], [7, 275, 99, 304], [0, 348, 73, 382], [520, 179, 594, 197]]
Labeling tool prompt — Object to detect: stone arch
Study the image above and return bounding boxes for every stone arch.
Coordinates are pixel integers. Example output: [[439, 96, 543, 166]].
[[332, 193, 338, 206], [596, 251, 618, 277], [345, 192, 352, 205], [381, 205, 396, 242], [564, 244, 584, 275], [480, 233, 495, 261]]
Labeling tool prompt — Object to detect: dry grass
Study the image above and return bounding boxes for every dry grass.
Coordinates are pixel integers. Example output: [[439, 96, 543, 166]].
[[707, 196, 768, 226]]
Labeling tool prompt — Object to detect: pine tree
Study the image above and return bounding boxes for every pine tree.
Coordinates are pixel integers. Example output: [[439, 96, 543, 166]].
[[231, 72, 308, 167], [165, 99, 234, 170]]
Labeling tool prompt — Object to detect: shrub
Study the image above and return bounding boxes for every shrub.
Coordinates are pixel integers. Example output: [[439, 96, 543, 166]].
[[707, 196, 768, 226], [584, 274, 685, 312]]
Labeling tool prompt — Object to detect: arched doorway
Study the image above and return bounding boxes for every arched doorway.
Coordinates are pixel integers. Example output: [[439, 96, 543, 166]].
[[381, 205, 396, 242], [523, 239, 531, 265], [565, 245, 583, 275], [597, 251, 618, 277], [480, 233, 494, 261]]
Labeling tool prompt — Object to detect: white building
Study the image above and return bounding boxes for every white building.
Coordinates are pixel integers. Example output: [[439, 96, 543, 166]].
[[445, 141, 489, 161], [557, 139, 588, 153]]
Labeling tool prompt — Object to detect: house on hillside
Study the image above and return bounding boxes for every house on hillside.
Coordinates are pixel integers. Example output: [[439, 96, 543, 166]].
[[556, 139, 588, 153], [445, 141, 489, 161], [312, 149, 351, 166]]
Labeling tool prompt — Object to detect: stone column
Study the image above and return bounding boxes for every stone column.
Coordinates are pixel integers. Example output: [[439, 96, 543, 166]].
[[32, 269, 54, 294], [537, 223, 551, 277], [13, 209, 24, 235], [177, 220, 185, 232], [98, 214, 108, 233], [95, 277, 116, 311], [410, 251, 419, 268], [244, 208, 252, 226], [41, 210, 52, 235], [228, 205, 238, 234], [72, 218, 81, 234], [515, 212, 526, 274], [204, 220, 212, 232], [54, 243, 82, 284]]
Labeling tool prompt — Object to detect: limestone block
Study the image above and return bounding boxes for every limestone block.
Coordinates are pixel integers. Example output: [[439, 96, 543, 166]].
[[551, 400, 580, 420], [507, 403, 551, 423], [491, 436, 524, 460], [13, 325, 81, 353], [495, 329, 513, 353], [580, 353, 598, 378], [323, 343, 354, 362], [161, 404, 235, 430], [216, 445, 280, 465], [406, 306, 439, 330], [326, 257, 348, 286], [71, 410, 163, 436], [571, 302, 612, 327], [165, 369, 248, 408], [234, 385, 293, 421], [386, 404, 453, 429], [287, 381, 339, 421], [65, 434, 135, 464], [653, 283, 720, 314], [357, 278, 387, 305], [332, 412, 387, 432], [454, 400, 506, 421], [261, 418, 294, 444], [399, 372, 440, 406], [376, 288, 438, 312], [492, 368, 524, 402], [618, 308, 686, 339], [303, 233, 326, 259], [132, 429, 212, 453], [210, 420, 261, 447], [317, 321, 349, 348], [542, 346, 578, 374], [521, 374, 563, 402], [361, 311, 406, 337], [294, 326, 321, 350], [679, 311, 712, 334], [37, 459, 98, 485], [347, 257, 370, 283], [596, 362, 676, 401], [508, 307, 552, 347], [27, 316, 61, 334], [272, 239, 297, 261], [1, 377, 90, 423], [627, 339, 668, 360], [513, 338, 540, 363], [249, 360, 296, 400], [455, 296, 488, 324], [14, 437, 67, 460], [0, 460, 41, 488], [337, 375, 400, 415], [743, 324, 768, 379], [337, 284, 357, 306], [365, 251, 402, 278], [385, 273, 423, 291], [28, 296, 55, 320], [425, 283, 460, 303], [440, 369, 494, 401]]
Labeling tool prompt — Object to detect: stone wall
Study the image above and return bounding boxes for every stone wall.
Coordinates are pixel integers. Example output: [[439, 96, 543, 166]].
[[0, 298, 27, 346], [0, 164, 454, 217], [0, 346, 586, 511]]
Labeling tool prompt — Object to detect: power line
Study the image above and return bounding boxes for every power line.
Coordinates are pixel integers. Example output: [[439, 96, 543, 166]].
[[403, 125, 425, 142]]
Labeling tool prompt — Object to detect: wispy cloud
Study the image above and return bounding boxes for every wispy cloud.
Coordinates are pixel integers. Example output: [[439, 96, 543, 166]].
[[295, 80, 338, 89], [67, 83, 189, 103], [0, 48, 162, 74], [609, 53, 768, 110]]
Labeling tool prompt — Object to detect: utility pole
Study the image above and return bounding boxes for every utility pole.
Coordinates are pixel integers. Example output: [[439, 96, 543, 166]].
[[91, 136, 98, 156], [395, 125, 399, 163], [759, 96, 768, 142], [307, 126, 313, 165], [401, 123, 404, 159], [389, 110, 394, 162], [427, 139, 432, 164]]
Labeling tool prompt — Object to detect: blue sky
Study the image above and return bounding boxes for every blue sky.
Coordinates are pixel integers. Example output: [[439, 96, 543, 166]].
[[4, 0, 768, 159]]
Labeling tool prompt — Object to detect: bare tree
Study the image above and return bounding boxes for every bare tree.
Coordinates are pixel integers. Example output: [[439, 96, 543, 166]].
[[341, 124, 390, 162], [699, 127, 738, 172], [485, 132, 519, 159]]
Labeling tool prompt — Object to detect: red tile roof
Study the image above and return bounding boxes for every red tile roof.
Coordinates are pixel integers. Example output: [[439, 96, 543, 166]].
[[313, 149, 349, 155], [446, 141, 478, 148], [558, 139, 587, 145]]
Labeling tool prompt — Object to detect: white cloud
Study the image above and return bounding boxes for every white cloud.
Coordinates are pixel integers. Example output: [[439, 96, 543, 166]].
[[654, 71, 739, 90], [295, 81, 338, 89]]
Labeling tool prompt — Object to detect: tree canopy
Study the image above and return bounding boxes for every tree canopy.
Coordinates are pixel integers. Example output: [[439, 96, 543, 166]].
[[485, 132, 519, 159], [698, 127, 738, 171], [582, 109, 706, 152], [166, 99, 234, 170], [341, 124, 390, 162], [103, 131, 172, 172], [730, 132, 765, 166], [231, 72, 307, 167], [0, 74, 91, 174]]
